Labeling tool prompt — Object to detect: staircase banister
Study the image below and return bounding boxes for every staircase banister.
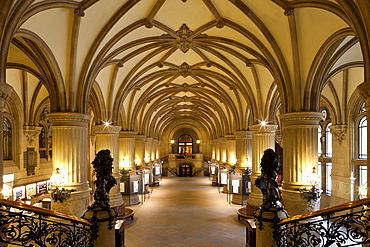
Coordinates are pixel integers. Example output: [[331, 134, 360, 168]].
[[0, 198, 93, 226], [278, 197, 370, 225]]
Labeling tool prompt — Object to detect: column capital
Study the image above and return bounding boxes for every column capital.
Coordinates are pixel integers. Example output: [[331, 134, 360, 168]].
[[279, 111, 322, 126], [357, 81, 370, 100], [249, 124, 278, 133], [235, 130, 252, 139], [48, 112, 92, 127], [135, 134, 146, 141], [0, 83, 13, 102], [93, 124, 121, 134], [225, 134, 235, 140], [119, 131, 137, 138]]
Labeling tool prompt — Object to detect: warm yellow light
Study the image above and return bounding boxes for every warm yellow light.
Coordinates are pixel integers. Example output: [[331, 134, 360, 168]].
[[2, 184, 12, 199], [103, 121, 110, 127], [359, 182, 367, 197], [196, 140, 201, 144], [307, 167, 320, 187], [260, 121, 267, 126], [170, 140, 175, 144], [230, 156, 237, 164], [50, 168, 66, 188]]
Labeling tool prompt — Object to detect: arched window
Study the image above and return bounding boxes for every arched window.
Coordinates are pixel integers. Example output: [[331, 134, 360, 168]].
[[39, 108, 52, 160], [3, 117, 12, 160], [356, 102, 366, 199], [358, 116, 367, 159], [178, 134, 193, 154]]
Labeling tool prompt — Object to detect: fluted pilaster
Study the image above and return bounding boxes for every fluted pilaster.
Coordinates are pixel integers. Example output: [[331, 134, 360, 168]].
[[235, 131, 252, 169], [145, 137, 153, 163], [152, 139, 159, 160], [93, 124, 123, 208], [225, 135, 236, 164], [135, 135, 146, 166], [279, 112, 322, 216], [219, 137, 226, 162], [280, 112, 322, 190], [119, 131, 137, 170], [48, 112, 92, 216]]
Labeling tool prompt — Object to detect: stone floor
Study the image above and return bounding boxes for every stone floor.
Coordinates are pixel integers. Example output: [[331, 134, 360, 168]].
[[124, 177, 247, 247]]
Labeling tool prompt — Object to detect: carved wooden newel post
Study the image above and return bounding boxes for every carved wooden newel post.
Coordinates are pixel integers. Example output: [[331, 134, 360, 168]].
[[254, 149, 288, 247], [83, 149, 117, 247]]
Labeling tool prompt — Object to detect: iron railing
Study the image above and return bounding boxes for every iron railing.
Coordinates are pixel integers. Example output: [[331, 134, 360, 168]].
[[275, 197, 370, 247], [0, 198, 96, 247]]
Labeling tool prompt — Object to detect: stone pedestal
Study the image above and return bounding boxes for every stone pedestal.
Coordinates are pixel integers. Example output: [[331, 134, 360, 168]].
[[255, 207, 288, 247], [82, 207, 117, 247]]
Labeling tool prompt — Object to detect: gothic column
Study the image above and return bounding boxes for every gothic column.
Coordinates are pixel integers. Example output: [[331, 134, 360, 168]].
[[48, 112, 92, 216], [235, 131, 252, 169], [93, 124, 124, 208], [358, 81, 370, 198], [119, 131, 137, 170], [280, 112, 322, 216], [225, 135, 236, 164], [246, 124, 278, 215], [144, 137, 153, 163], [213, 139, 220, 160], [135, 135, 146, 166], [152, 138, 159, 160], [329, 124, 353, 205], [219, 137, 226, 163]]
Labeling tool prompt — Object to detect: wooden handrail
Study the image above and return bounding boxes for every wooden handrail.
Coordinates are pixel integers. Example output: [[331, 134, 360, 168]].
[[0, 199, 93, 226], [278, 197, 370, 225]]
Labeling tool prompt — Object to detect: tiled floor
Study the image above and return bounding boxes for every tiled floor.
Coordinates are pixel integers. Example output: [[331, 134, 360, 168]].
[[125, 177, 246, 247]]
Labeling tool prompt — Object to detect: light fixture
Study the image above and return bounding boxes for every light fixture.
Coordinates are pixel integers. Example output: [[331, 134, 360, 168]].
[[50, 168, 75, 203], [170, 140, 175, 144], [196, 140, 200, 144], [297, 166, 321, 201], [260, 120, 267, 126]]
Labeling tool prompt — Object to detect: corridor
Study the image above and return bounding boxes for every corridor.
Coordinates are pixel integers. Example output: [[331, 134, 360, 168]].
[[125, 177, 246, 247]]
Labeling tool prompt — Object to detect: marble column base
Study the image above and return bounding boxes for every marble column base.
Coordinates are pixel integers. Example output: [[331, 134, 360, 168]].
[[281, 189, 321, 217], [51, 190, 90, 217], [123, 194, 140, 206], [232, 194, 247, 205]]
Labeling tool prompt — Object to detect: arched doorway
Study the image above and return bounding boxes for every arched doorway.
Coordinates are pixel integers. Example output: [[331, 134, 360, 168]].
[[179, 163, 193, 177]]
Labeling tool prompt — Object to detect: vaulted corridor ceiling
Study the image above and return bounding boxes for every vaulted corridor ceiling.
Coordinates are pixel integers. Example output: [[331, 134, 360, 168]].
[[3, 0, 367, 141]]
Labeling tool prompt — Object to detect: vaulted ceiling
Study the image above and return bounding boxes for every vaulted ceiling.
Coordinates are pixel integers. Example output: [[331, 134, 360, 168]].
[[2, 0, 368, 141]]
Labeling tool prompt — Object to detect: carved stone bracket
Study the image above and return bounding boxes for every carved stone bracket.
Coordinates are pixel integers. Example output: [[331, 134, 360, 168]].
[[23, 126, 42, 146], [329, 124, 347, 144]]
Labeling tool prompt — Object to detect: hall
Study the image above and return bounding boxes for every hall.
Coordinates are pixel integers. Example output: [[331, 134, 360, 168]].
[[0, 0, 369, 246]]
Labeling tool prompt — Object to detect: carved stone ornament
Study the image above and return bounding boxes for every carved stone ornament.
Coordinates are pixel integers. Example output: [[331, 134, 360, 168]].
[[162, 24, 207, 53], [329, 124, 347, 144], [23, 126, 41, 146]]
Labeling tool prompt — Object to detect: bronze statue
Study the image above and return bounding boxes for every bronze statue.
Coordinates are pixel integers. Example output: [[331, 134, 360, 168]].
[[90, 149, 117, 209], [255, 148, 282, 209]]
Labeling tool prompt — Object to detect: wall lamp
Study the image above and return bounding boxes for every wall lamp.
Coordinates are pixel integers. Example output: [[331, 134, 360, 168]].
[[50, 168, 75, 203]]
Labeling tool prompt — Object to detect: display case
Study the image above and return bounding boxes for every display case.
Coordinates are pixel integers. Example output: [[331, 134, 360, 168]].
[[120, 174, 143, 196]]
